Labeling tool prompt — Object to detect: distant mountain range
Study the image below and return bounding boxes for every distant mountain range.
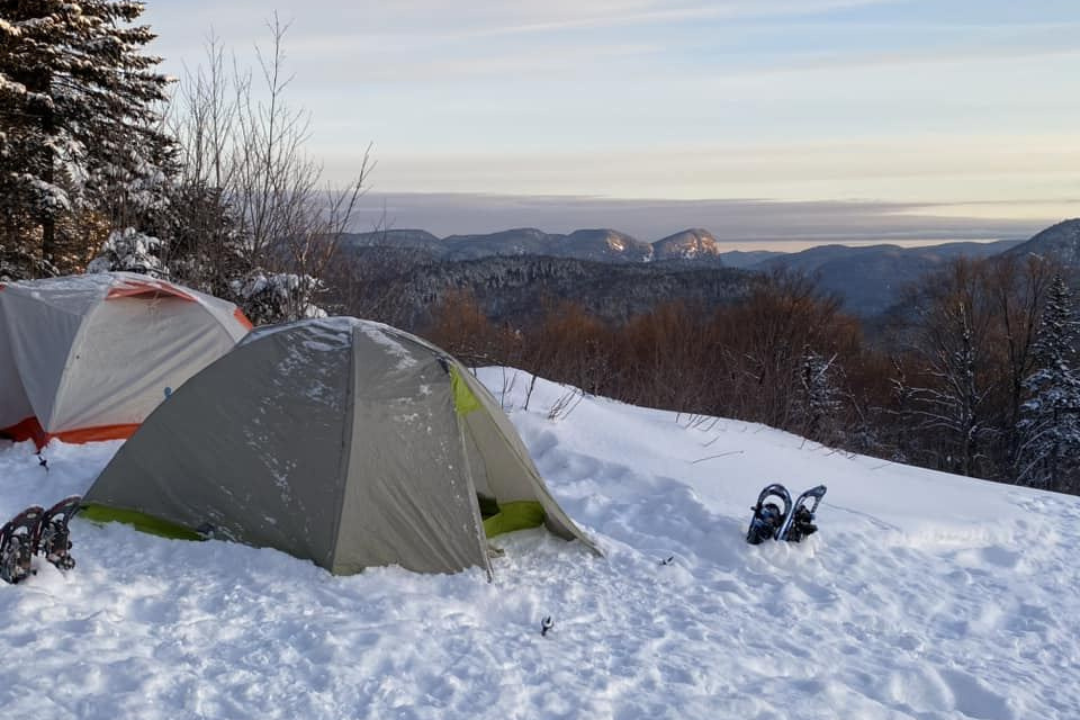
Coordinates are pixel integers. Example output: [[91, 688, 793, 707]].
[[342, 220, 1080, 322], [343, 227, 724, 264], [754, 239, 1023, 315]]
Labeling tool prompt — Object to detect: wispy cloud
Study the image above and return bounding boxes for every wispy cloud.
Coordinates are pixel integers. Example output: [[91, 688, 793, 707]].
[[306, 42, 663, 83], [736, 24, 1080, 77], [421, 0, 901, 38]]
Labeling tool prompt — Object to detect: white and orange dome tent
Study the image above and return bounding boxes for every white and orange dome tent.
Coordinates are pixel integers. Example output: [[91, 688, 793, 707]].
[[0, 272, 252, 448]]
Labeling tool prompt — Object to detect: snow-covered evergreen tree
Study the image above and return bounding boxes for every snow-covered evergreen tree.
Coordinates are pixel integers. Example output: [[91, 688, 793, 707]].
[[0, 1, 173, 275], [1016, 275, 1080, 492]]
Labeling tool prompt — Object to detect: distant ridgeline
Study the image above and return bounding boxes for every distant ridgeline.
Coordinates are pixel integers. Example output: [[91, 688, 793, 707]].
[[338, 220, 1080, 324], [342, 227, 728, 264]]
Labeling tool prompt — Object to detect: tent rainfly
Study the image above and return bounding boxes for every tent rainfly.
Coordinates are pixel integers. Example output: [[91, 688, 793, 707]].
[[84, 317, 600, 577], [0, 272, 251, 447]]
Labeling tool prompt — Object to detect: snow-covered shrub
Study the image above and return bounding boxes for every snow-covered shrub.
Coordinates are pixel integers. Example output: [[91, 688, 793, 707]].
[[86, 228, 169, 278], [229, 270, 327, 326], [794, 347, 844, 444]]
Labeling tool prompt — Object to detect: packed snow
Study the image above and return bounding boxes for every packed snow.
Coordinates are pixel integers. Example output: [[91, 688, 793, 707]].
[[2, 368, 1079, 719]]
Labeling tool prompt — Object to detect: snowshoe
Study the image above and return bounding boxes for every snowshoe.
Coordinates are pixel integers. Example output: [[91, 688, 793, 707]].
[[0, 505, 45, 584], [777, 485, 827, 542], [746, 484, 792, 545], [35, 495, 81, 571]]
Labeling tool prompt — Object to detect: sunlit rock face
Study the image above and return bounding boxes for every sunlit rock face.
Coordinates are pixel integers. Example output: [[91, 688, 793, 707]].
[[652, 228, 723, 261]]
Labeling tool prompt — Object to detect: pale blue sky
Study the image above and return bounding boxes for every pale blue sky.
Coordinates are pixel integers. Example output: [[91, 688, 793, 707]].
[[143, 0, 1080, 242]]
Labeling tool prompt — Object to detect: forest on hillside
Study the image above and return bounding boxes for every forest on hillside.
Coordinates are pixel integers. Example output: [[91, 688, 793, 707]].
[[416, 257, 1080, 496], [3, 5, 1079, 495]]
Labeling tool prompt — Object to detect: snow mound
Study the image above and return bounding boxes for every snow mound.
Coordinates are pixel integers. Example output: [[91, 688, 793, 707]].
[[1, 368, 1078, 719]]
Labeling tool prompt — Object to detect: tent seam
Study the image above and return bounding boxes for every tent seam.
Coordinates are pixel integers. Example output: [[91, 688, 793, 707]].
[[207, 307, 241, 354], [207, 300, 247, 342], [456, 404, 495, 581], [327, 328, 359, 573], [47, 297, 99, 430]]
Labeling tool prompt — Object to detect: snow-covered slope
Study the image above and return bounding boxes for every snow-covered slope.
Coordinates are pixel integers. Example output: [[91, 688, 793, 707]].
[[2, 369, 1078, 719]]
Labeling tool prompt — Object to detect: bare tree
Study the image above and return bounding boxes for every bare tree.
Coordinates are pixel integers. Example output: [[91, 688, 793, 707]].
[[982, 254, 1058, 468], [102, 17, 375, 325], [226, 16, 373, 321], [900, 259, 998, 477]]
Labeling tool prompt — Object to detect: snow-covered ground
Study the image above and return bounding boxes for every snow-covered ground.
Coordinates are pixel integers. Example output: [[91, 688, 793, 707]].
[[2, 368, 1079, 719]]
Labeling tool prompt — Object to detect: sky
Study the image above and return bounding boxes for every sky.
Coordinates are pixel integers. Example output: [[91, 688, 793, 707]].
[[142, 0, 1080, 245]]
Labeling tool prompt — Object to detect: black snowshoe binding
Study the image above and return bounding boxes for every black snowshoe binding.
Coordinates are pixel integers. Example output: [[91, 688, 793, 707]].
[[746, 484, 792, 545], [777, 485, 827, 542], [0, 505, 45, 584], [36, 496, 82, 571], [747, 484, 827, 545]]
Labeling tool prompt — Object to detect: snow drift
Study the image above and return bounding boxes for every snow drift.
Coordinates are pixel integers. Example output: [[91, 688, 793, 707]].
[[1, 368, 1078, 719]]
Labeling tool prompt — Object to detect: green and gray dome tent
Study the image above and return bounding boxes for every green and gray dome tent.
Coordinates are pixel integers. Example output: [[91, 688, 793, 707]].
[[84, 317, 600, 577]]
